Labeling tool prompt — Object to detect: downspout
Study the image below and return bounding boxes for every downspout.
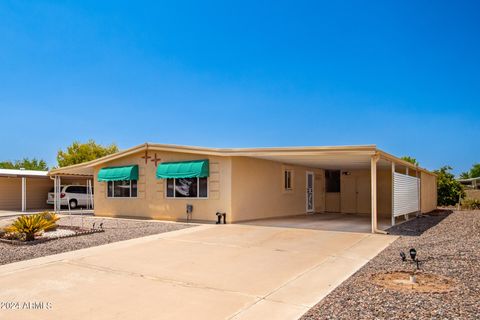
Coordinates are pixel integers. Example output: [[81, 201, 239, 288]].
[[371, 154, 388, 234]]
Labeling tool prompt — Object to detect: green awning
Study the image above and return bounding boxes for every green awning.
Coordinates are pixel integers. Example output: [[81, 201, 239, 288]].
[[98, 165, 139, 182], [156, 160, 209, 179]]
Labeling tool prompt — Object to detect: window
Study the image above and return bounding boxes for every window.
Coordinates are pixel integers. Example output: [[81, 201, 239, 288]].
[[107, 180, 137, 198], [166, 177, 208, 198], [284, 170, 293, 191], [325, 170, 340, 192], [66, 186, 87, 194]]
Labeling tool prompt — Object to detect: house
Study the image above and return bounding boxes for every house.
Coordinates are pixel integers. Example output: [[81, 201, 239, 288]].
[[458, 176, 480, 201], [49, 143, 437, 233]]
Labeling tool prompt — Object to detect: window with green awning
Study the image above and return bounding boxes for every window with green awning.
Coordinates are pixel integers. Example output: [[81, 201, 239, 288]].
[[98, 165, 139, 182], [156, 160, 209, 179]]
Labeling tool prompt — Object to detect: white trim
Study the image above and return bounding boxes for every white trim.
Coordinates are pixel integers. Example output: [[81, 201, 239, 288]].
[[0, 168, 48, 178], [306, 171, 314, 213]]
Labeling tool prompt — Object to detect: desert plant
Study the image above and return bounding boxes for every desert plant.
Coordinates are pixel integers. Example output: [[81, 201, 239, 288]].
[[39, 211, 60, 231], [4, 214, 57, 241], [461, 198, 480, 210]]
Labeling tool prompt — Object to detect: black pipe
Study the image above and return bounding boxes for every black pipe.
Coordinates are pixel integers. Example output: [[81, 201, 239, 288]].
[[216, 212, 227, 224]]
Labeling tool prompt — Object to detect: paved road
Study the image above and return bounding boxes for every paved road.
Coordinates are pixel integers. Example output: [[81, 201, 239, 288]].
[[0, 224, 396, 320]]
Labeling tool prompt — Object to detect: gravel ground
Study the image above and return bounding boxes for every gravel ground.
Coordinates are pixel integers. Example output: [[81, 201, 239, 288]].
[[0, 215, 194, 266], [301, 210, 480, 320]]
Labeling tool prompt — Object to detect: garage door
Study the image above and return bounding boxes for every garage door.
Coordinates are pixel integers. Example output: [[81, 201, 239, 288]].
[[393, 172, 420, 217]]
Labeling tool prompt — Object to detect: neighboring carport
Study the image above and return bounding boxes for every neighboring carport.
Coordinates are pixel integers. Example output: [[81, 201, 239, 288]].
[[0, 168, 96, 214], [0, 168, 51, 212]]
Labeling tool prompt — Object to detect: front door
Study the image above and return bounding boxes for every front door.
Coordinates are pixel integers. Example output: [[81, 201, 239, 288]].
[[306, 172, 314, 213]]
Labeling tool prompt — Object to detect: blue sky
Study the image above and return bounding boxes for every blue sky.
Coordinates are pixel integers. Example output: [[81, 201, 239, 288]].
[[0, 1, 478, 174]]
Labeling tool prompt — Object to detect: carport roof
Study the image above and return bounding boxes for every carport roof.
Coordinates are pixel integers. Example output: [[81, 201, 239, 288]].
[[48, 143, 435, 176], [0, 168, 49, 178]]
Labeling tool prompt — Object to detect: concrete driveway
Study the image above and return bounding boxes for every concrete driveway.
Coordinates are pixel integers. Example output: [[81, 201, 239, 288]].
[[0, 224, 396, 320]]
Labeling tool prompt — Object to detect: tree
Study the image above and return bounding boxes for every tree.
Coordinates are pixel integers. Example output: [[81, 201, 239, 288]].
[[434, 166, 465, 206], [0, 158, 48, 170], [469, 163, 480, 178], [57, 140, 119, 167], [459, 171, 471, 179], [400, 156, 419, 166], [459, 163, 480, 179]]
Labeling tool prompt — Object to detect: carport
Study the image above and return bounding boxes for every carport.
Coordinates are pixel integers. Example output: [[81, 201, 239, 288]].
[[0, 168, 51, 212], [240, 147, 437, 233], [49, 173, 94, 213], [0, 168, 96, 214]]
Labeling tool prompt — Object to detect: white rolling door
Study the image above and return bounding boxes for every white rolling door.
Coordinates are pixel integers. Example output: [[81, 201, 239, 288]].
[[393, 172, 420, 217]]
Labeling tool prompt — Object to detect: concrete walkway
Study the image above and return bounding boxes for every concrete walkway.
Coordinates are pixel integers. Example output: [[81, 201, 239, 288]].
[[242, 212, 392, 233], [0, 224, 396, 320]]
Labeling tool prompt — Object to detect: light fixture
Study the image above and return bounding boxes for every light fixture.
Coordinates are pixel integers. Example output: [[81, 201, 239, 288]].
[[409, 248, 417, 261], [400, 251, 406, 261]]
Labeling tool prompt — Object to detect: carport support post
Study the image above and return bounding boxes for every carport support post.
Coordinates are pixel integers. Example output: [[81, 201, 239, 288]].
[[370, 155, 379, 233], [21, 168, 26, 212], [54, 175, 61, 213], [54, 176, 57, 213]]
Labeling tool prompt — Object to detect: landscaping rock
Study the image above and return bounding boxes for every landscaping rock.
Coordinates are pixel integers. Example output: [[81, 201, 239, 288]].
[[301, 210, 480, 320], [0, 215, 194, 266]]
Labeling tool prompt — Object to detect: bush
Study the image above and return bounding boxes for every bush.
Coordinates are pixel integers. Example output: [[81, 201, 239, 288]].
[[462, 198, 480, 210], [39, 211, 60, 231], [3, 214, 57, 241], [434, 166, 465, 206]]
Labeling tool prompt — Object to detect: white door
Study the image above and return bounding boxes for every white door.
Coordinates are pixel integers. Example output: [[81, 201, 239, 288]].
[[306, 172, 314, 213]]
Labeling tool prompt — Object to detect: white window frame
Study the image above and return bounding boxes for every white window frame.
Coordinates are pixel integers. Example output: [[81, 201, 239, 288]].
[[107, 180, 138, 198], [165, 177, 209, 199]]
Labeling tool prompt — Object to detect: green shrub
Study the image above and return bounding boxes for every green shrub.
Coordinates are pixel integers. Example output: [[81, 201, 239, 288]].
[[39, 211, 60, 231], [3, 214, 57, 241], [462, 198, 480, 210], [434, 166, 465, 206]]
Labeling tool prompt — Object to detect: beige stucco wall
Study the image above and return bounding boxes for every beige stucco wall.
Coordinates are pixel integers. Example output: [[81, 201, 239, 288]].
[[421, 172, 437, 213], [230, 157, 324, 222], [93, 151, 231, 222], [377, 168, 392, 217], [465, 189, 480, 200], [0, 177, 22, 210], [26, 178, 53, 209]]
